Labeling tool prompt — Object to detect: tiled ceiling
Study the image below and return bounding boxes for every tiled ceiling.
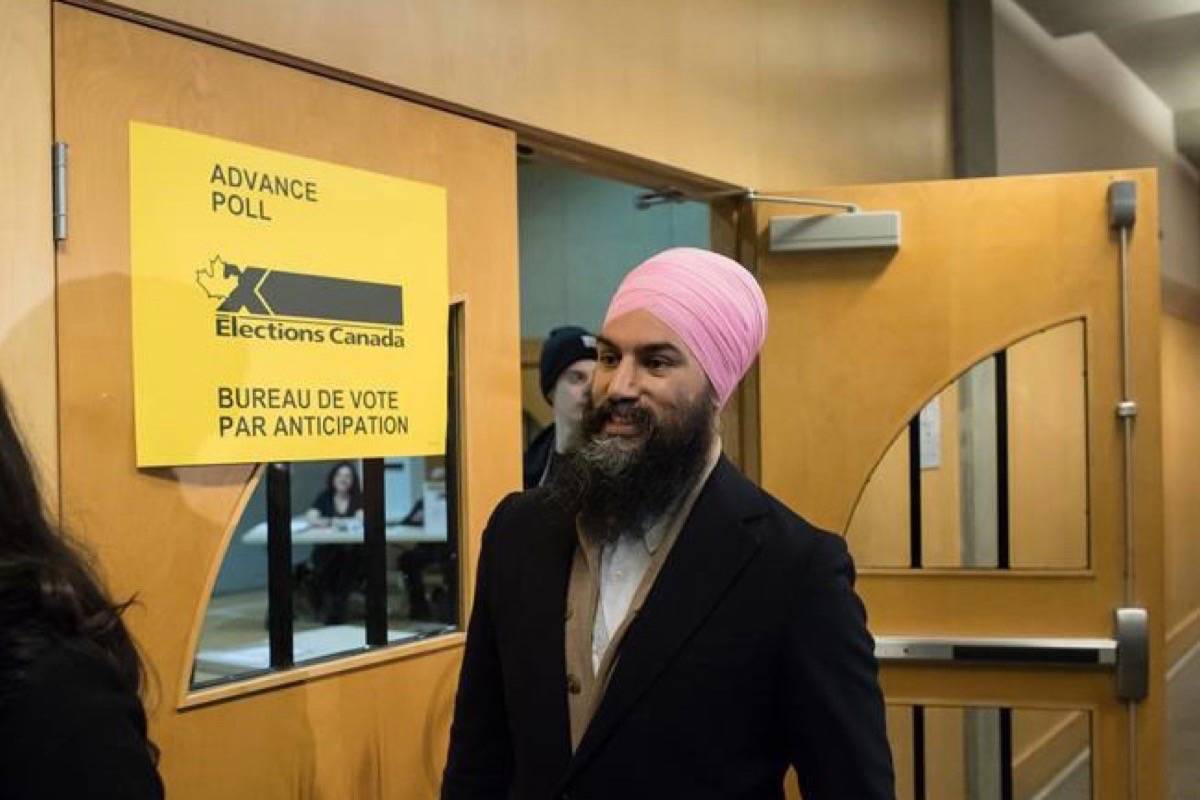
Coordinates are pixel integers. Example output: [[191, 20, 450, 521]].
[[1015, 0, 1200, 166]]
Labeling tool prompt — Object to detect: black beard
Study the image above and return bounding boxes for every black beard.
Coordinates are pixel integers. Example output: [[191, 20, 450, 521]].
[[547, 392, 715, 543]]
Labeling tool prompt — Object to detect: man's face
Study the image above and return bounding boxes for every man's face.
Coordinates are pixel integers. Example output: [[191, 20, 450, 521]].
[[550, 358, 596, 432], [591, 308, 713, 445], [550, 308, 715, 538]]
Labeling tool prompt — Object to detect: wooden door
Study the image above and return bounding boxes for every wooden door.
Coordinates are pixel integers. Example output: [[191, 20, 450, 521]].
[[753, 172, 1164, 798], [54, 6, 518, 798]]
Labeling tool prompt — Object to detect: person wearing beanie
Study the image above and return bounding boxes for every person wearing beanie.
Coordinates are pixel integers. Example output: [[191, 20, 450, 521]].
[[522, 326, 598, 489], [444, 249, 893, 799]]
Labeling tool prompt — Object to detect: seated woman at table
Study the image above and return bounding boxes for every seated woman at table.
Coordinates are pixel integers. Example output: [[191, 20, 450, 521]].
[[305, 461, 364, 625], [0, 386, 163, 798]]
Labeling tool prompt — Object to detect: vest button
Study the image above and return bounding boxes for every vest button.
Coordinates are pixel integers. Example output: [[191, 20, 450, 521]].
[[566, 674, 582, 694]]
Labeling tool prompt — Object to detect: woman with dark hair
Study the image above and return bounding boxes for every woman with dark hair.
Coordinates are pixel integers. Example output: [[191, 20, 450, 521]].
[[304, 460, 363, 529], [0, 387, 163, 798], [305, 461, 365, 624]]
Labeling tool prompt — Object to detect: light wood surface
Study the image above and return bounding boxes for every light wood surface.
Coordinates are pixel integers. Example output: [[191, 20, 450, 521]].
[[920, 383, 963, 568], [1162, 313, 1200, 662], [885, 706, 916, 800], [0, 0, 56, 501], [887, 704, 1089, 799], [923, 706, 967, 799], [846, 429, 910, 567], [756, 171, 1165, 798], [1159, 302, 1200, 648], [1013, 709, 1088, 798], [883, 666, 1119, 794], [1162, 275, 1200, 322], [847, 320, 1089, 570], [1008, 320, 1088, 569], [1168, 608, 1200, 666], [54, 7, 518, 797], [94, 0, 952, 190]]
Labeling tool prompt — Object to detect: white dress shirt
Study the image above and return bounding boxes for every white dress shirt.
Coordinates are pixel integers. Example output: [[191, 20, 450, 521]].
[[591, 519, 670, 673]]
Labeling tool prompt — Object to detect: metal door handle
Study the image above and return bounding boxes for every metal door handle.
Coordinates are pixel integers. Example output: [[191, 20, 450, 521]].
[[873, 607, 1149, 701], [874, 636, 1117, 666], [1114, 608, 1148, 701]]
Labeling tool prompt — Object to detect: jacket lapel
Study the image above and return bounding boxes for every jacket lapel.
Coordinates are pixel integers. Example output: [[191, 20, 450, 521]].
[[562, 458, 768, 782]]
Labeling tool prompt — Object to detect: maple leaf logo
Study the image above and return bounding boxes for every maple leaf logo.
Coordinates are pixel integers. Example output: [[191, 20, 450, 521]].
[[195, 255, 240, 301]]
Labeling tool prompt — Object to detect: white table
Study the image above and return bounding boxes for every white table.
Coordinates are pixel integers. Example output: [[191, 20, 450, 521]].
[[241, 515, 448, 545], [195, 625, 423, 678]]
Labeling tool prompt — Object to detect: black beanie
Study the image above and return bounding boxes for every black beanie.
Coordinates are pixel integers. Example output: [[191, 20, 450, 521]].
[[539, 326, 597, 399]]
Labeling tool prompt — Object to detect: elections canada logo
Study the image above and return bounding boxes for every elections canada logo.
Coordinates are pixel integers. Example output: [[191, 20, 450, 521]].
[[195, 256, 405, 349]]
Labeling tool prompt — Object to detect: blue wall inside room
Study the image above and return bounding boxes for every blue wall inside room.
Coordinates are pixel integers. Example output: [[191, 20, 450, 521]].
[[518, 160, 711, 339]]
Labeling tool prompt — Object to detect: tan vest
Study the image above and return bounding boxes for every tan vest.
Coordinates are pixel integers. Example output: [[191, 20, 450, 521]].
[[561, 445, 719, 750]]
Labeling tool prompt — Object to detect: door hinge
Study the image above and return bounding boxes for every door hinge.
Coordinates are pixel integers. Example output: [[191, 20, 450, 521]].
[[52, 142, 68, 242]]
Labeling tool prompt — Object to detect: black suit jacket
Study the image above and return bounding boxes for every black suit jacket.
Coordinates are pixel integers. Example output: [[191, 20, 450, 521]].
[[443, 457, 894, 799]]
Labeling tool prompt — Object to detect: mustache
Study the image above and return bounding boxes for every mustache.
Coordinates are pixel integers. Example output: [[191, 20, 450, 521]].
[[585, 399, 655, 435]]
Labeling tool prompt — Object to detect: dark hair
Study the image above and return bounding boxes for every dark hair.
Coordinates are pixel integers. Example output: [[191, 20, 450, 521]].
[[325, 460, 363, 503], [0, 386, 155, 758]]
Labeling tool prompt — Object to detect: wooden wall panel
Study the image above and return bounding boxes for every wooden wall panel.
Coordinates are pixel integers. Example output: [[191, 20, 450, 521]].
[[54, 7, 518, 797], [0, 0, 56, 499], [1012, 709, 1088, 798], [99, 0, 953, 190], [1162, 312, 1200, 661]]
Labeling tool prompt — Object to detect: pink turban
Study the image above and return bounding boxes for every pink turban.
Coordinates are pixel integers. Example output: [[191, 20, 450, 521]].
[[604, 247, 768, 406]]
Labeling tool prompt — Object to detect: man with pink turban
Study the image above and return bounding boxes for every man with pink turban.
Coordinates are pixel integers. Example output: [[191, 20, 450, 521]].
[[444, 249, 893, 799]]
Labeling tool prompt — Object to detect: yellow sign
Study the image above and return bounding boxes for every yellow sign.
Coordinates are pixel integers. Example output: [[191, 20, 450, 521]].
[[130, 122, 448, 466]]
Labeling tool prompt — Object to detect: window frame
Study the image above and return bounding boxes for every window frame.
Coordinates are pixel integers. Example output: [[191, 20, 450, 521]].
[[183, 302, 466, 705]]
